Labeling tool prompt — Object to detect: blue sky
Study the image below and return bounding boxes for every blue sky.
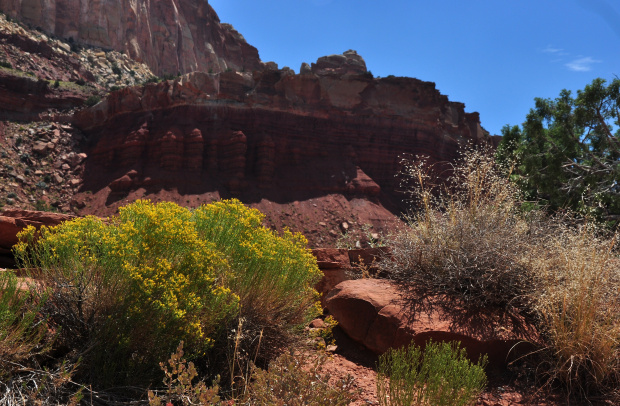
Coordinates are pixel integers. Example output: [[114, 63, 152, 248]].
[[209, 0, 620, 136]]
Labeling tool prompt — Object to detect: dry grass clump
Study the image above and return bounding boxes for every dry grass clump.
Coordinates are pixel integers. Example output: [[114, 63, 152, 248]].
[[382, 147, 620, 400], [527, 225, 620, 399], [385, 148, 537, 313], [243, 350, 357, 405]]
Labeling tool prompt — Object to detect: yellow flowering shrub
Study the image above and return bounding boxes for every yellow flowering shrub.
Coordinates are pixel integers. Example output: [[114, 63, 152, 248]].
[[14, 199, 321, 388], [15, 201, 239, 386], [193, 199, 322, 326]]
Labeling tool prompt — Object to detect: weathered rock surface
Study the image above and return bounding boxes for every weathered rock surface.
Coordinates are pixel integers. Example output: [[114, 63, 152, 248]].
[[0, 69, 84, 120], [311, 49, 368, 76], [312, 248, 351, 303], [72, 52, 490, 210], [0, 0, 264, 76], [0, 209, 75, 267], [325, 279, 538, 368]]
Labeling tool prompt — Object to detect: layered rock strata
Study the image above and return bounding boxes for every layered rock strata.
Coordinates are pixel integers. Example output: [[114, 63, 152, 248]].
[[74, 51, 489, 207], [0, 0, 263, 76]]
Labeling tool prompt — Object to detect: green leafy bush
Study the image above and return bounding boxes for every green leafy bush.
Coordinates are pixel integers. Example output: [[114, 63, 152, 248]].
[[497, 78, 620, 224], [377, 341, 487, 406]]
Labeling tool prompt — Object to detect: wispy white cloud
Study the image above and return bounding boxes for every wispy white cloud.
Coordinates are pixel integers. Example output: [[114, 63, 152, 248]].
[[541, 45, 603, 72], [565, 57, 602, 72], [542, 46, 563, 54]]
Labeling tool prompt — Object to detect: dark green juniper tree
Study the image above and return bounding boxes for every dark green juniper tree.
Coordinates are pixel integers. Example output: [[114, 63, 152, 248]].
[[497, 78, 620, 224]]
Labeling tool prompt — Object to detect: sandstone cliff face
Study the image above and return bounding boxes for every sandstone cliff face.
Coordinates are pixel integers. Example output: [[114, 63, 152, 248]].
[[0, 0, 263, 76], [74, 51, 489, 208]]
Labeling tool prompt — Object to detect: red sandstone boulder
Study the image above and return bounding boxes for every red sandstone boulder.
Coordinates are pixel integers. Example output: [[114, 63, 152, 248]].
[[0, 210, 76, 267], [312, 248, 351, 304], [0, 210, 76, 248], [325, 279, 538, 368], [312, 248, 351, 269], [109, 174, 135, 192], [347, 167, 381, 197], [0, 216, 23, 252]]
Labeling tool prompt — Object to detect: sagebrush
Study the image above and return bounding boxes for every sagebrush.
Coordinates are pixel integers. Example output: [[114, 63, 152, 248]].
[[377, 340, 487, 406]]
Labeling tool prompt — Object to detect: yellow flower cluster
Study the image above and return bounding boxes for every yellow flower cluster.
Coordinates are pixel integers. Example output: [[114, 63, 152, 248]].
[[14, 198, 320, 362], [193, 199, 322, 325]]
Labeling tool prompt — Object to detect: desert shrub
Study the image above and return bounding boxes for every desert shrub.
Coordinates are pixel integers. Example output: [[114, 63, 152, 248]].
[[14, 199, 320, 391], [384, 148, 620, 400], [144, 76, 160, 84], [376, 340, 487, 406], [309, 315, 338, 349], [383, 148, 538, 313], [111, 63, 121, 75], [14, 201, 239, 386], [0, 360, 85, 405], [192, 200, 322, 391], [193, 199, 321, 328], [83, 94, 100, 106], [528, 223, 620, 399], [244, 351, 357, 405], [0, 271, 46, 371], [148, 342, 222, 406]]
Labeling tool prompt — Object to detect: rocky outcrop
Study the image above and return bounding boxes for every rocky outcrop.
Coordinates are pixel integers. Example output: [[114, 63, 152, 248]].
[[73, 51, 490, 208], [325, 279, 538, 368], [311, 50, 368, 76], [312, 248, 352, 304], [0, 0, 264, 76], [0, 209, 75, 267], [0, 69, 85, 120]]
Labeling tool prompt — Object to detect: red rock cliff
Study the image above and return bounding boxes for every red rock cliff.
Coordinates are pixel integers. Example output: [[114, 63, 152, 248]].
[[74, 51, 490, 208], [0, 0, 263, 76]]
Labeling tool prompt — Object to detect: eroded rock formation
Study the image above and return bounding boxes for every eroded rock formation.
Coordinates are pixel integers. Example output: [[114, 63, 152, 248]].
[[74, 51, 490, 208], [0, 0, 264, 76]]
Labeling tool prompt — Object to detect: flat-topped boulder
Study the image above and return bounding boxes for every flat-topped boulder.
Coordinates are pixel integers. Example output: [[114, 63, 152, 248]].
[[325, 278, 539, 368]]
